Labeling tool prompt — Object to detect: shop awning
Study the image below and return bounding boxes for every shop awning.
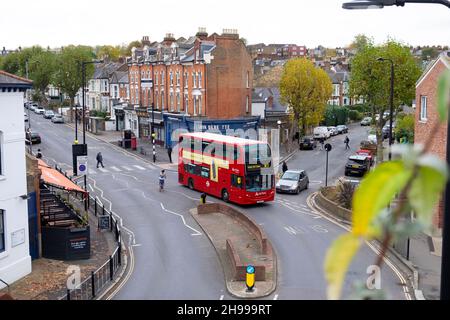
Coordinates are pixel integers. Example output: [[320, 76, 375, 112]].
[[38, 159, 86, 194]]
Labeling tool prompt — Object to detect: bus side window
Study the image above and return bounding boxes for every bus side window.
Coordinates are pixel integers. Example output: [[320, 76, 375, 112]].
[[201, 166, 210, 178], [231, 174, 243, 189]]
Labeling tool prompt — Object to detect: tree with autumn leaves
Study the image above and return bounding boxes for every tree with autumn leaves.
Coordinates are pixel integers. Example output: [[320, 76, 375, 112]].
[[279, 58, 333, 151], [349, 40, 421, 162]]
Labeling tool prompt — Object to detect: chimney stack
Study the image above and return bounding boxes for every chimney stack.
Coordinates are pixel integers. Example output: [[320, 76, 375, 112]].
[[163, 33, 176, 46], [142, 36, 151, 46], [196, 27, 208, 40], [221, 28, 239, 40]]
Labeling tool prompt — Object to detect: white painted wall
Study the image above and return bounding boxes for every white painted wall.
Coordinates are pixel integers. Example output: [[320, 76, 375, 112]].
[[105, 119, 116, 131], [0, 90, 32, 288], [251, 102, 266, 119]]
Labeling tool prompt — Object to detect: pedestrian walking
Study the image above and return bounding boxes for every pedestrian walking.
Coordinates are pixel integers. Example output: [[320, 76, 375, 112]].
[[319, 138, 325, 150], [96, 152, 104, 168], [167, 146, 173, 163], [159, 169, 166, 192], [36, 149, 42, 159], [282, 161, 288, 173], [344, 136, 350, 150]]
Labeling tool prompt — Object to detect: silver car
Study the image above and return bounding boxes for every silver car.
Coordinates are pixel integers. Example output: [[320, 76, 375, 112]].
[[51, 114, 64, 123], [276, 170, 309, 194]]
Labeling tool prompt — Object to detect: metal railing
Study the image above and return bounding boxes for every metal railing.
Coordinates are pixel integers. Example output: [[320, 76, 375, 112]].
[[54, 167, 123, 300]]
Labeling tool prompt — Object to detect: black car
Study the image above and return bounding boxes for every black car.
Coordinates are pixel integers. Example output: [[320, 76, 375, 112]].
[[345, 155, 370, 177], [336, 125, 348, 134], [299, 136, 317, 150], [25, 131, 41, 144]]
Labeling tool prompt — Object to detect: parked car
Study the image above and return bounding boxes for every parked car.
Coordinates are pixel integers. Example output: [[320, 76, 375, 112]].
[[313, 126, 330, 140], [43, 110, 55, 119], [382, 122, 397, 139], [360, 117, 372, 126], [34, 106, 45, 114], [29, 104, 38, 112], [336, 125, 348, 134], [24, 113, 29, 122], [299, 136, 317, 150], [276, 170, 309, 194], [356, 149, 374, 166], [327, 126, 339, 136], [345, 155, 371, 177], [51, 114, 64, 123], [25, 131, 41, 144]]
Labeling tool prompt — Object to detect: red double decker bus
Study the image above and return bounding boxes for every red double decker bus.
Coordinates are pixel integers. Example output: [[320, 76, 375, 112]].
[[178, 132, 275, 205]]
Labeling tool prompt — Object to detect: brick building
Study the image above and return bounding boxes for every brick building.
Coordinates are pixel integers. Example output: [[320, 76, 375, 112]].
[[276, 44, 307, 59], [414, 51, 450, 232], [128, 29, 253, 119]]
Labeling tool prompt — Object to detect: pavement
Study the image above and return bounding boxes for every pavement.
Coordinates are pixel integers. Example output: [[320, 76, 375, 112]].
[[0, 197, 117, 300], [381, 138, 443, 300]]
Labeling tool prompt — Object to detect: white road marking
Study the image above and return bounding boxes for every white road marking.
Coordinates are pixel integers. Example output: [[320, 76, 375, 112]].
[[133, 165, 146, 170], [273, 294, 279, 300], [279, 202, 322, 219], [98, 167, 109, 173], [219, 295, 224, 300], [117, 172, 139, 181], [88, 184, 94, 192], [111, 174, 130, 188], [110, 166, 122, 172], [121, 166, 133, 171], [89, 169, 97, 175], [160, 203, 202, 236]]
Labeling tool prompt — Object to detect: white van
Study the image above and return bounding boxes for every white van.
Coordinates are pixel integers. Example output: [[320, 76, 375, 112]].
[[313, 126, 330, 140]]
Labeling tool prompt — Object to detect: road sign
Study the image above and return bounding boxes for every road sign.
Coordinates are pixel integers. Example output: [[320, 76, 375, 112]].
[[77, 155, 88, 176], [325, 143, 332, 152]]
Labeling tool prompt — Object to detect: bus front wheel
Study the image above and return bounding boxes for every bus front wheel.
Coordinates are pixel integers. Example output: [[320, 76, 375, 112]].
[[188, 178, 194, 190], [222, 189, 230, 202]]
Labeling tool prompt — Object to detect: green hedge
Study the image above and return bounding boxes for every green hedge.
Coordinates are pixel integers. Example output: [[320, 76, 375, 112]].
[[348, 110, 363, 121], [348, 104, 370, 114], [322, 105, 349, 126]]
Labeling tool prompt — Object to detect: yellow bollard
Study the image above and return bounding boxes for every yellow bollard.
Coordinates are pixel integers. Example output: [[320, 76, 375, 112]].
[[246, 265, 255, 292]]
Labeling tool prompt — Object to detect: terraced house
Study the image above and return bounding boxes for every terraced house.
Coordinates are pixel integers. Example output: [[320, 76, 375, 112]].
[[126, 28, 255, 144]]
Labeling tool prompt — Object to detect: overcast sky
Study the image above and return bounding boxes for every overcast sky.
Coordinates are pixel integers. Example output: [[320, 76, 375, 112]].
[[1, 0, 449, 49]]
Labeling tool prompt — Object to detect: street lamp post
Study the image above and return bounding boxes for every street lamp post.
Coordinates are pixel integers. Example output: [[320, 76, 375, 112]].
[[342, 0, 450, 9], [79, 60, 103, 192], [151, 103, 156, 162], [377, 57, 394, 161]]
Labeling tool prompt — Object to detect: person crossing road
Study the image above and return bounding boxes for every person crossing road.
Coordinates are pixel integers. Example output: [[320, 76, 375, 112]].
[[159, 169, 166, 192], [96, 152, 104, 168]]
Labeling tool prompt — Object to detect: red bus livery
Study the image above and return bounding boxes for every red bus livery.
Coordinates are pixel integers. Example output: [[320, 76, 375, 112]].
[[178, 132, 275, 205]]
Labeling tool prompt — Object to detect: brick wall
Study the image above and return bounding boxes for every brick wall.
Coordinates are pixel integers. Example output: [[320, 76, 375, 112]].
[[206, 36, 253, 119], [415, 58, 449, 231]]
